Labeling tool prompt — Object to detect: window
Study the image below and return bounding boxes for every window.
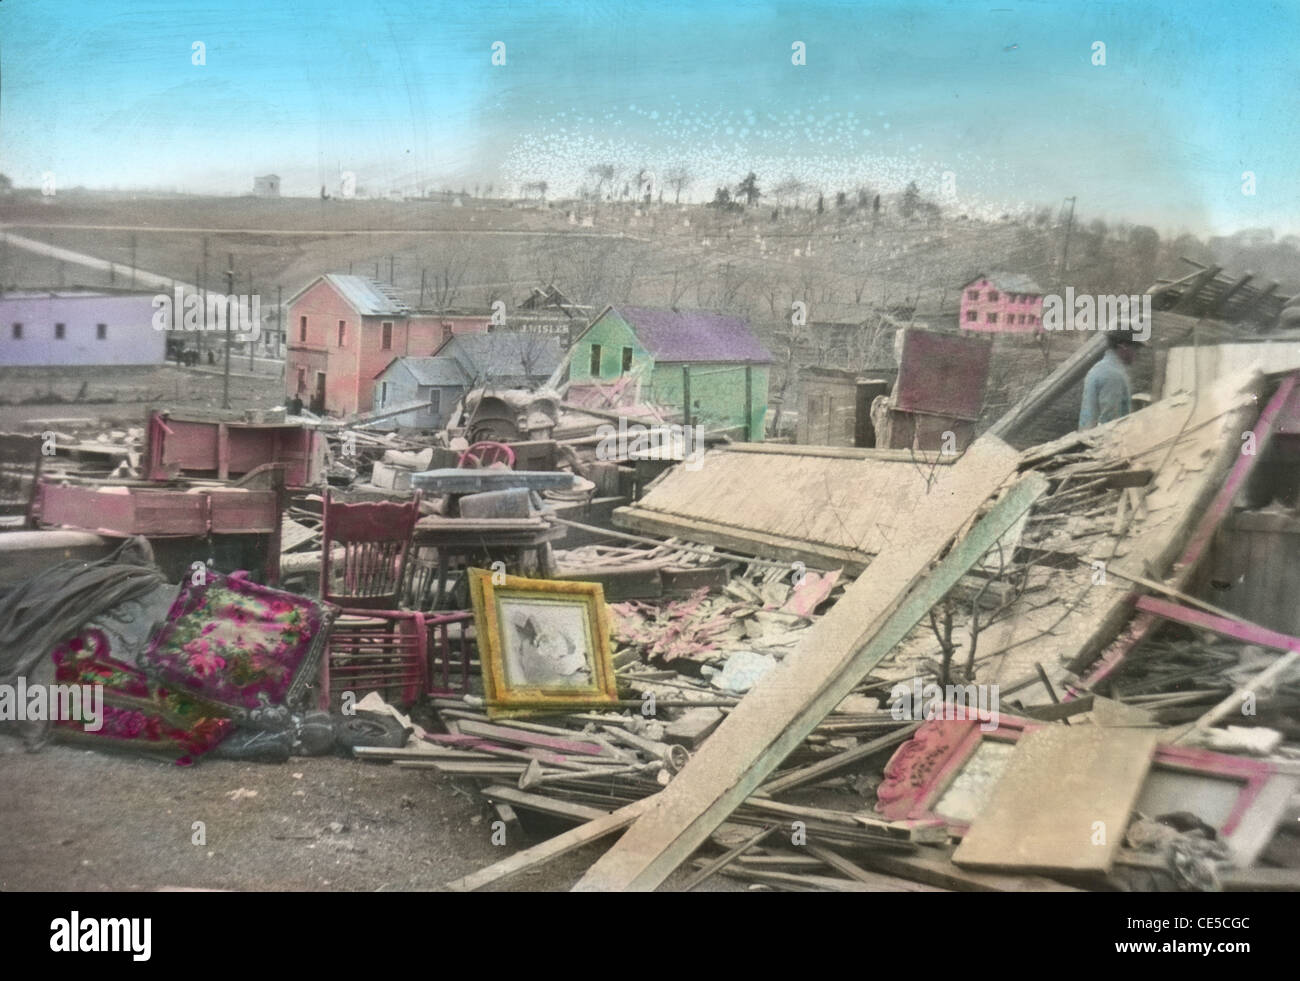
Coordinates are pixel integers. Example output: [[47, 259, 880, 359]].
[[987, 291, 999, 301], [380, 381, 388, 405], [986, 312, 998, 323], [589, 343, 602, 375], [621, 346, 633, 372], [966, 310, 977, 322], [429, 390, 441, 414], [296, 367, 306, 393], [1018, 314, 1026, 324], [96, 323, 107, 340], [338, 320, 346, 346], [54, 323, 66, 339], [11, 323, 22, 339], [382, 321, 393, 349], [299, 316, 307, 342], [967, 290, 979, 300]]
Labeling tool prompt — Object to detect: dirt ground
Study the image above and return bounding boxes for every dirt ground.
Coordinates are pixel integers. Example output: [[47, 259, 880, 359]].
[[0, 733, 739, 892]]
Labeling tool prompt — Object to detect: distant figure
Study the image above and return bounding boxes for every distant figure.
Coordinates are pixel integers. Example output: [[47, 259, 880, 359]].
[[1079, 333, 1140, 429], [207, 349, 216, 365]]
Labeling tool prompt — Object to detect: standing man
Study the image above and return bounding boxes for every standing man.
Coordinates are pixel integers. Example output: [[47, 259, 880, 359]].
[[1079, 332, 1141, 429]]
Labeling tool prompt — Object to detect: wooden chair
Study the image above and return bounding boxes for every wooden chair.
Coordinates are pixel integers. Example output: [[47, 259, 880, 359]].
[[457, 441, 515, 469], [320, 490, 423, 609], [319, 490, 426, 710]]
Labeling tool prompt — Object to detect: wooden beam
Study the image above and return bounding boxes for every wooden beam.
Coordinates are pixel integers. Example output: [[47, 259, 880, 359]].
[[756, 722, 921, 796], [573, 441, 1037, 891], [614, 504, 870, 574], [681, 824, 779, 892], [805, 843, 889, 885], [1170, 266, 1224, 314], [1208, 273, 1254, 316], [444, 797, 653, 892], [855, 848, 1084, 892], [1134, 595, 1300, 654], [988, 334, 1107, 441]]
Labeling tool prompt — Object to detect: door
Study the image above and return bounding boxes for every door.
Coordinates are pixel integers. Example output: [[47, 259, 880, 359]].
[[311, 372, 326, 414]]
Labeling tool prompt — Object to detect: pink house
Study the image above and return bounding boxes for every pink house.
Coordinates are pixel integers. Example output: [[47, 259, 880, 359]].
[[285, 274, 490, 416], [959, 272, 1046, 334]]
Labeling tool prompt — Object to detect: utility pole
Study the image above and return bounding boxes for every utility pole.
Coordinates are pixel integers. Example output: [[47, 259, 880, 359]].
[[222, 253, 234, 409], [277, 284, 283, 363], [248, 272, 256, 372], [1060, 196, 1077, 282], [130, 233, 137, 288], [200, 237, 210, 360], [389, 254, 395, 283]]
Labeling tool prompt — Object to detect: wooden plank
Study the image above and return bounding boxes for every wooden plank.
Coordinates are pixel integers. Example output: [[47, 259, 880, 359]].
[[480, 785, 610, 823], [952, 727, 1158, 875], [573, 438, 1034, 891], [615, 505, 869, 574], [805, 843, 890, 885], [1135, 595, 1300, 654], [444, 797, 653, 892], [681, 824, 779, 892], [855, 848, 1084, 892], [455, 719, 607, 757], [988, 334, 1106, 441], [758, 723, 923, 796], [720, 443, 953, 465], [697, 858, 943, 892]]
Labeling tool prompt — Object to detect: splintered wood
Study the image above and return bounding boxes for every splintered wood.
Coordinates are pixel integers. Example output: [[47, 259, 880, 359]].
[[952, 727, 1158, 875], [573, 436, 1033, 891]]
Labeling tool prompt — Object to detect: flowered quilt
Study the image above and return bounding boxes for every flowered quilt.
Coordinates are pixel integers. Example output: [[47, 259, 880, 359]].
[[141, 571, 336, 721], [50, 627, 233, 765]]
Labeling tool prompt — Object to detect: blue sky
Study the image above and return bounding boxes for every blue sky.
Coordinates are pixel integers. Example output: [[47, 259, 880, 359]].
[[2, 0, 1297, 234]]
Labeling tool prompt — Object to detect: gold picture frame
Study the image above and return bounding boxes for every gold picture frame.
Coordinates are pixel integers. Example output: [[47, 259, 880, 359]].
[[467, 568, 618, 716]]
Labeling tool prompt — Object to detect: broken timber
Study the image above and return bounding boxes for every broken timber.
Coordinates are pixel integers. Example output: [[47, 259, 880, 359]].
[[572, 437, 1038, 891]]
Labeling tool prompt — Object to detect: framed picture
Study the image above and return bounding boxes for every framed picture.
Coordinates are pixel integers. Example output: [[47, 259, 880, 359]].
[[468, 568, 618, 716], [875, 715, 1298, 865]]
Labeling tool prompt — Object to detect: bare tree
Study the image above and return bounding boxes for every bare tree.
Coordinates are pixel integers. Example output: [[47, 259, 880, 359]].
[[588, 163, 617, 200], [665, 167, 693, 205]]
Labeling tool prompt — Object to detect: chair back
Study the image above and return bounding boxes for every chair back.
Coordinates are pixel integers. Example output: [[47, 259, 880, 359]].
[[321, 490, 422, 608], [457, 441, 515, 469]]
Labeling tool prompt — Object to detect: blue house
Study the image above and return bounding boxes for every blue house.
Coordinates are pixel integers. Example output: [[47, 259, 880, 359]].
[[372, 356, 470, 429]]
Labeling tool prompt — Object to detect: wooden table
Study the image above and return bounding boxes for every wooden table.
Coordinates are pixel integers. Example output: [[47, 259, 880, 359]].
[[409, 516, 567, 609]]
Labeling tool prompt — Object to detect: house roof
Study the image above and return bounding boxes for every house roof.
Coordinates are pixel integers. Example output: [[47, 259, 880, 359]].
[[286, 274, 410, 316], [963, 271, 1046, 294], [433, 332, 564, 380], [378, 356, 470, 386], [601, 306, 773, 363]]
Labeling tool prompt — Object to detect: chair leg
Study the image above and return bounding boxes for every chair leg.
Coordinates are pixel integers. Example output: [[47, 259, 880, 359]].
[[318, 643, 332, 712]]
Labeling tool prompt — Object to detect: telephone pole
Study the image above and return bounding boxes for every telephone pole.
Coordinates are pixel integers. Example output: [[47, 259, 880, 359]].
[[1060, 195, 1077, 282], [222, 253, 234, 409]]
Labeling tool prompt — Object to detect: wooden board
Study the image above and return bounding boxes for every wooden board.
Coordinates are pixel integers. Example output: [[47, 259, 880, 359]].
[[573, 436, 1032, 891], [952, 727, 1158, 875], [615, 445, 949, 572], [444, 797, 653, 892]]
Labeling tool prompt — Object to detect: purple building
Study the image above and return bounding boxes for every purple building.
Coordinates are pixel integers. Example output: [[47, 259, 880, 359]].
[[0, 288, 166, 366]]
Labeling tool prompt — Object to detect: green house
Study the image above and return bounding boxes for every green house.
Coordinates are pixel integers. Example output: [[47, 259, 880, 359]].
[[570, 306, 773, 439]]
